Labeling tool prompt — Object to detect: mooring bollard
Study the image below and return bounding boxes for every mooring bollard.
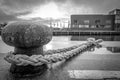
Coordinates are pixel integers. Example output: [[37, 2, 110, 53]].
[[1, 21, 53, 77]]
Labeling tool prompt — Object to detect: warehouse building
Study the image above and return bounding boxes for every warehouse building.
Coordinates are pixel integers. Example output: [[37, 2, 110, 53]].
[[71, 15, 115, 31], [109, 9, 120, 31]]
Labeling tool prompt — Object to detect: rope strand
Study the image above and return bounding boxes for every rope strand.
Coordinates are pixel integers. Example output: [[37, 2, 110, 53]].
[[4, 39, 103, 66]]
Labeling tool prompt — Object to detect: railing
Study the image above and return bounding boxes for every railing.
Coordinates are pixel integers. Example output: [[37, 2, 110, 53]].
[[53, 30, 120, 36]]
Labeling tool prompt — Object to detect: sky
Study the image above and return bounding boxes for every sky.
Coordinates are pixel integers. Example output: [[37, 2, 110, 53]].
[[0, 0, 120, 22]]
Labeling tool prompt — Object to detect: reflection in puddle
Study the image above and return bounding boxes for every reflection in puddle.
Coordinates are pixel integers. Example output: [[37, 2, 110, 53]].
[[86, 47, 120, 54], [107, 47, 120, 53], [88, 47, 113, 54], [71, 35, 120, 41]]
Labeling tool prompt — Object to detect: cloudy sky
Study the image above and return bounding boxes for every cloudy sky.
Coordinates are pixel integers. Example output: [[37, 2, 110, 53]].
[[0, 0, 120, 22]]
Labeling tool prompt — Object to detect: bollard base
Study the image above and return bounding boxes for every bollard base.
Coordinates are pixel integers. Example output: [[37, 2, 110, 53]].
[[10, 64, 48, 77]]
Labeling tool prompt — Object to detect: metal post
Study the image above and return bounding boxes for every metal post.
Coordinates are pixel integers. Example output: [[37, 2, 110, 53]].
[[1, 21, 53, 77]]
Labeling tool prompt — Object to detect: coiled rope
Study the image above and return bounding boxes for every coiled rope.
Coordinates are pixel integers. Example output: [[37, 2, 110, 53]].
[[4, 38, 103, 66]]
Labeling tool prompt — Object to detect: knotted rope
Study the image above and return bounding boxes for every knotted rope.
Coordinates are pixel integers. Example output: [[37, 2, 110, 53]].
[[4, 38, 103, 66]]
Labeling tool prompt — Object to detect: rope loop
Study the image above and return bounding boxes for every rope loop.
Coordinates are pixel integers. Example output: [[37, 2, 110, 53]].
[[4, 39, 103, 66]]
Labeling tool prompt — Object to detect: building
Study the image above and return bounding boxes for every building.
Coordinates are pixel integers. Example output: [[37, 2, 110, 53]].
[[71, 15, 115, 31], [50, 18, 70, 30], [109, 9, 120, 31], [109, 9, 120, 15]]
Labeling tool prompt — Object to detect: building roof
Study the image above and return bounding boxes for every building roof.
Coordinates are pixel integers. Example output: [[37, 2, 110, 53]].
[[109, 9, 120, 15]]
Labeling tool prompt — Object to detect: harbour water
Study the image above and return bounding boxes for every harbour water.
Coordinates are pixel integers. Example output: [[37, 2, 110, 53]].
[[0, 35, 120, 54]]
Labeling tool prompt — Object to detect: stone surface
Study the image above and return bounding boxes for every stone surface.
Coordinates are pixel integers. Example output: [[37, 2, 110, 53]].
[[1, 53, 120, 80], [1, 21, 52, 48], [1, 21, 53, 77], [10, 64, 48, 78]]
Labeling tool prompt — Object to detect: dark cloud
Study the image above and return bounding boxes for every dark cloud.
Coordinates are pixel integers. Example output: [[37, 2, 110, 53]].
[[0, 0, 48, 15], [0, 0, 120, 15], [53, 0, 67, 4], [0, 9, 18, 22], [100, 0, 120, 13], [69, 0, 105, 6], [68, 0, 120, 14], [0, 0, 120, 21], [0, 0, 67, 16], [0, 0, 50, 22]]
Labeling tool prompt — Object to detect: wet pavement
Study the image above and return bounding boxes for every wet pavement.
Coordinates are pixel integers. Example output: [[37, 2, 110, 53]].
[[1, 51, 120, 80], [0, 36, 120, 80]]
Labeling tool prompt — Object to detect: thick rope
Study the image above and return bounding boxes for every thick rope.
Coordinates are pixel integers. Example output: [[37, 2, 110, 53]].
[[44, 38, 103, 54], [44, 43, 87, 55], [4, 38, 103, 66]]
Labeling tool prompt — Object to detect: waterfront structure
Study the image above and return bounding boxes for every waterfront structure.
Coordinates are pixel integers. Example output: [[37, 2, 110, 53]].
[[109, 9, 120, 31], [71, 15, 115, 31]]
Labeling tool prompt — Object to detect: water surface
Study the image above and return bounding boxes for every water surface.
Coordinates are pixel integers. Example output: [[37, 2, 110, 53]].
[[0, 36, 120, 54]]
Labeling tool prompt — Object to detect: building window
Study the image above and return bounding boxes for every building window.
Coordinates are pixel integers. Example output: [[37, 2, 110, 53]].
[[74, 20, 78, 24], [115, 20, 120, 23], [79, 25, 89, 28], [95, 25, 101, 28], [100, 25, 105, 28], [79, 25, 84, 28], [105, 25, 111, 28], [72, 24, 79, 28], [116, 11, 120, 15], [106, 20, 111, 24], [84, 20, 89, 24], [91, 25, 96, 28], [72, 25, 75, 28], [95, 20, 100, 24], [79, 25, 82, 28], [95, 20, 101, 28], [84, 25, 89, 28]]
